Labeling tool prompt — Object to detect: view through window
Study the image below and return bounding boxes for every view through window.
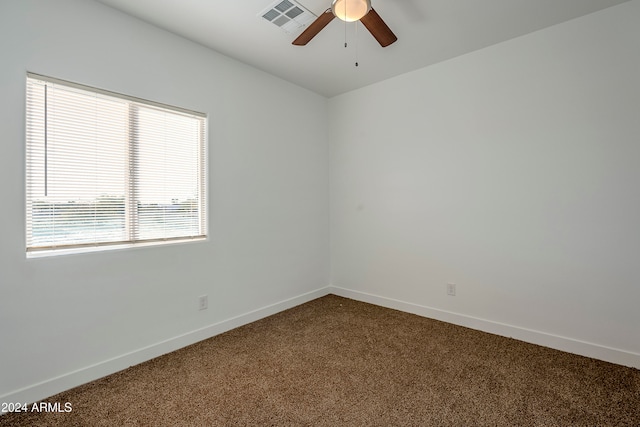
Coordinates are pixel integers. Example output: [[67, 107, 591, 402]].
[[25, 73, 207, 255]]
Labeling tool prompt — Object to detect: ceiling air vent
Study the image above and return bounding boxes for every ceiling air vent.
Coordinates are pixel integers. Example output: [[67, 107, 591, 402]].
[[259, 0, 317, 34]]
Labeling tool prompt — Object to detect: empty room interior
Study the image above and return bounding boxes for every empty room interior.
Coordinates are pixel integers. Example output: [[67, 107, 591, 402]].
[[1, 0, 639, 423]]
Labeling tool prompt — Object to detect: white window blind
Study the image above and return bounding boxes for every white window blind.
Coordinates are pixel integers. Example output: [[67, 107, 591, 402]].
[[26, 73, 207, 254]]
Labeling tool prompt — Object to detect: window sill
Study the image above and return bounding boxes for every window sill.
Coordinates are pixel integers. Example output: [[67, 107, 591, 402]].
[[26, 237, 207, 259]]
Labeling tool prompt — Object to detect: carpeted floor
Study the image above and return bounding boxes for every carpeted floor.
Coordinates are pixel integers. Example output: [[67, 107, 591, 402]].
[[2, 295, 639, 426]]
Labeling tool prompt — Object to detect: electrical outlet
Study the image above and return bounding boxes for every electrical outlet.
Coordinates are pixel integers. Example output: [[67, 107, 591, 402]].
[[198, 295, 208, 311], [447, 283, 456, 296]]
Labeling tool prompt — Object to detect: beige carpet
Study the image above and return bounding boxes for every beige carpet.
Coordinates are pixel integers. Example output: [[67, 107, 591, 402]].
[[2, 295, 639, 426]]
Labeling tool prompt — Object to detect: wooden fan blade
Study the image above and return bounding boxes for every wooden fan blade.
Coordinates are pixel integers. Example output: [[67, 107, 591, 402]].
[[292, 9, 335, 46], [359, 8, 397, 47]]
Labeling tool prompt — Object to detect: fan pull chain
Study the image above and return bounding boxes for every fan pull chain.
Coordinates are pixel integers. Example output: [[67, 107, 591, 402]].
[[344, 0, 347, 47], [355, 22, 359, 67]]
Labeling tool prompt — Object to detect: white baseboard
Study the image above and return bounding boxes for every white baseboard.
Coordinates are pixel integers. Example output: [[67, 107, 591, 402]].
[[1, 286, 332, 406], [328, 286, 640, 369]]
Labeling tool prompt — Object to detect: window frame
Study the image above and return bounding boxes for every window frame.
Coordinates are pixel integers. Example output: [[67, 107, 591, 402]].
[[25, 73, 208, 257]]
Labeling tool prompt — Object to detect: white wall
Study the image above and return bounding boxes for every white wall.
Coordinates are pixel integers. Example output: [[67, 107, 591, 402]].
[[0, 0, 329, 402], [329, 0, 640, 367]]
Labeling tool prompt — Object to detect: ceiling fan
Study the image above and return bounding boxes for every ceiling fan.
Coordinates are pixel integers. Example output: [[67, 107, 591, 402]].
[[292, 0, 397, 47]]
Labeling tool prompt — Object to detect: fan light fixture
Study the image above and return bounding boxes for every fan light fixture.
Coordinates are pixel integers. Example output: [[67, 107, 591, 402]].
[[331, 0, 371, 22]]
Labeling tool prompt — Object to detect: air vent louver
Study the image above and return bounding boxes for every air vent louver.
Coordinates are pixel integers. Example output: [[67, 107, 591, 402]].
[[260, 0, 316, 34], [275, 0, 293, 12]]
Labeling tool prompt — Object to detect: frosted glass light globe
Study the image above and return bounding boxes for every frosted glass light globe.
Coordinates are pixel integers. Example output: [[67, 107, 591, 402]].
[[331, 0, 371, 22]]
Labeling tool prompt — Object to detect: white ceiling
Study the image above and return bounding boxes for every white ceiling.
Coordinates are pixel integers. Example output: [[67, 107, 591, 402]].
[[95, 0, 629, 98]]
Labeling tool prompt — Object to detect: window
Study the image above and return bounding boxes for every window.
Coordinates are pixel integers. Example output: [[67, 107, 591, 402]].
[[25, 73, 207, 256]]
